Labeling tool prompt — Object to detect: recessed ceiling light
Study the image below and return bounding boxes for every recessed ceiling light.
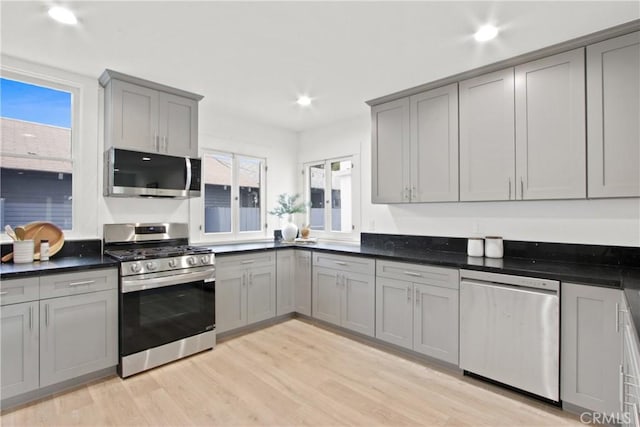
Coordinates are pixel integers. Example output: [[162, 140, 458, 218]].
[[22, 133, 36, 138], [142, 157, 151, 161], [474, 25, 499, 42], [48, 6, 78, 25], [296, 95, 312, 107]]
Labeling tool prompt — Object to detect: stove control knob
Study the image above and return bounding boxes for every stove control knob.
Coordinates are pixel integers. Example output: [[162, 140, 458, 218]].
[[187, 256, 198, 266], [130, 262, 141, 273], [168, 259, 178, 268], [200, 255, 210, 264], [146, 262, 157, 271]]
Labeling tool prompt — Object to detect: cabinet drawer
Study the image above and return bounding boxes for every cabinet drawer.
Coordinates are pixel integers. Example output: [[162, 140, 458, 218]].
[[376, 260, 458, 289], [39, 269, 118, 299], [0, 277, 39, 306], [313, 252, 375, 275], [216, 252, 275, 269]]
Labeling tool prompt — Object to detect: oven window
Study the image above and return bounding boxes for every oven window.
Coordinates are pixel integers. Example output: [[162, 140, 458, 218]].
[[121, 281, 214, 356]]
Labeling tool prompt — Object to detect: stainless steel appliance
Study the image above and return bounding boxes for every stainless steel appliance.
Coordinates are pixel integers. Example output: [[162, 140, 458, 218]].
[[104, 223, 215, 378], [459, 269, 560, 402], [104, 148, 201, 198]]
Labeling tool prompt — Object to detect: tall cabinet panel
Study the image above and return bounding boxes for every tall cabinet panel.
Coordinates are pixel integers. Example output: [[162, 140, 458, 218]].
[[371, 98, 410, 203], [410, 83, 459, 202], [587, 31, 640, 198], [515, 48, 586, 200], [459, 68, 516, 201], [294, 250, 312, 316], [276, 249, 295, 316]]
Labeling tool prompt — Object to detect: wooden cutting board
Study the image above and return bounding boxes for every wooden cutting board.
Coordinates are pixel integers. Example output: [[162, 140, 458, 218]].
[[2, 222, 65, 262]]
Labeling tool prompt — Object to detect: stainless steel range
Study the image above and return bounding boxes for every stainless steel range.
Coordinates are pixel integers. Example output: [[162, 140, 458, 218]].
[[104, 223, 215, 378]]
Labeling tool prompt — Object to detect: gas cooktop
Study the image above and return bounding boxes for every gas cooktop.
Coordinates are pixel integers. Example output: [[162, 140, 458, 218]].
[[105, 245, 212, 262]]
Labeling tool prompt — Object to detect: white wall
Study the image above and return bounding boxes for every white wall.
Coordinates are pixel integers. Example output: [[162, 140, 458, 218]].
[[298, 115, 640, 247]]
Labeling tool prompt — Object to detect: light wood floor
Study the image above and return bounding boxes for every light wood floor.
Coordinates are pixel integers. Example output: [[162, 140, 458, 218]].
[[1, 319, 580, 426]]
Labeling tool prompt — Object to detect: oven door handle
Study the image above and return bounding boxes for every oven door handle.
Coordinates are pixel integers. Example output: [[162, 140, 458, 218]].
[[121, 269, 215, 293]]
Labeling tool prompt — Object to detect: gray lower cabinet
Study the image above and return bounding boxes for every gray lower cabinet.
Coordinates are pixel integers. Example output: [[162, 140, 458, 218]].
[[375, 261, 459, 364], [215, 252, 276, 334], [39, 289, 118, 387], [312, 253, 375, 337], [621, 295, 640, 426], [276, 249, 295, 316], [294, 250, 312, 316], [561, 283, 623, 414], [1, 301, 39, 399], [587, 31, 640, 198]]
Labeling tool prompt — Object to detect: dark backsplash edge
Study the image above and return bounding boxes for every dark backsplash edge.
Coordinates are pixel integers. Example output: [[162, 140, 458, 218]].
[[360, 233, 640, 268]]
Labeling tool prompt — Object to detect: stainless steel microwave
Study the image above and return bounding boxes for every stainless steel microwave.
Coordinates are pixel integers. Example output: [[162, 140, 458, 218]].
[[104, 148, 201, 198]]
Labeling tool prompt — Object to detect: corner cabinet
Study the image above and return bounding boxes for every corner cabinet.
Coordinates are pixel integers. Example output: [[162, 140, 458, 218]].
[[215, 252, 276, 334], [561, 282, 622, 414], [375, 260, 459, 365], [312, 253, 375, 337], [294, 250, 312, 316], [587, 31, 640, 198], [100, 69, 203, 158], [371, 84, 459, 203], [276, 249, 295, 316]]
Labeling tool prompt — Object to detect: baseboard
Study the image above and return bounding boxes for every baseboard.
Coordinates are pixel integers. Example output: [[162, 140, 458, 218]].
[[217, 313, 295, 342]]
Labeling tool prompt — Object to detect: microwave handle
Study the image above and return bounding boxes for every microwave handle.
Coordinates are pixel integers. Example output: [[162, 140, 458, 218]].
[[185, 158, 192, 191]]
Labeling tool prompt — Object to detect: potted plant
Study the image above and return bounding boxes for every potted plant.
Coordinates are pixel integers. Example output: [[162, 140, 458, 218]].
[[268, 193, 307, 242]]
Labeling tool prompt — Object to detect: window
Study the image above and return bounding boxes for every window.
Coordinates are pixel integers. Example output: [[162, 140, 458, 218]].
[[0, 77, 73, 230], [202, 151, 265, 238], [305, 157, 354, 235]]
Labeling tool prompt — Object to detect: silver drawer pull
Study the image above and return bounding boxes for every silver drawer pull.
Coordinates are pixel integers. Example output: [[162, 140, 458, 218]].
[[403, 271, 422, 277], [68, 280, 95, 287], [334, 261, 348, 266], [0, 291, 8, 295], [240, 260, 255, 264]]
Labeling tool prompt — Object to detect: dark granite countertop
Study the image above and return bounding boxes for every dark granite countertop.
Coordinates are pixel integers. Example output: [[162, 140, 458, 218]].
[[0, 256, 119, 279]]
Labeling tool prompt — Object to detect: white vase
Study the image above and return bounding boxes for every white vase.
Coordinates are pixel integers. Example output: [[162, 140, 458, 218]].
[[282, 220, 298, 242]]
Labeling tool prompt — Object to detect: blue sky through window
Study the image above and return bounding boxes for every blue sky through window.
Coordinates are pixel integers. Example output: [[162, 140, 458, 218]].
[[0, 78, 71, 128]]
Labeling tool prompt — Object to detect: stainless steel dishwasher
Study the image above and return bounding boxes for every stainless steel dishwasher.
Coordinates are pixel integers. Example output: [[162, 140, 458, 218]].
[[459, 269, 560, 402]]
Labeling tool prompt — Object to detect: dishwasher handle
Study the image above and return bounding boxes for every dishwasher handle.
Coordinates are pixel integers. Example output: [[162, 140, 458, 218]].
[[461, 278, 559, 296]]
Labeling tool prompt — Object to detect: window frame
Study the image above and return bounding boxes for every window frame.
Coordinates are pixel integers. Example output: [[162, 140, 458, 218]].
[[0, 69, 80, 237], [194, 148, 267, 243], [303, 154, 359, 241]]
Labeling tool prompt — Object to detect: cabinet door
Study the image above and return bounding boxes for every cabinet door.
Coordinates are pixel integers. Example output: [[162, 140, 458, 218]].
[[459, 68, 516, 201], [587, 32, 640, 198], [294, 250, 312, 316], [276, 250, 295, 316], [1, 301, 39, 399], [312, 266, 341, 326], [561, 283, 622, 414], [375, 277, 413, 349], [413, 283, 459, 365], [410, 83, 459, 202], [111, 80, 159, 153], [215, 267, 247, 333], [40, 290, 118, 387], [247, 264, 276, 325], [371, 98, 411, 203], [341, 272, 375, 337], [515, 48, 586, 200], [158, 92, 198, 158]]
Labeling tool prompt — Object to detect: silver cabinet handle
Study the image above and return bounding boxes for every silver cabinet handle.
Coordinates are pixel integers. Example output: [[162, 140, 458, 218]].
[[249, 272, 253, 286], [404, 187, 410, 201], [334, 261, 348, 266], [0, 291, 8, 296], [29, 305, 33, 330], [411, 186, 416, 201], [415, 288, 419, 306], [508, 177, 512, 200], [621, 365, 625, 412], [241, 260, 255, 265], [45, 304, 50, 327], [68, 280, 95, 287], [164, 136, 169, 153], [404, 271, 422, 277], [520, 177, 524, 200], [406, 286, 411, 301]]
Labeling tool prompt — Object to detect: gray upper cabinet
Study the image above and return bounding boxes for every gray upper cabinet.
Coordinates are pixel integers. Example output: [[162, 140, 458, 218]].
[[101, 69, 202, 158], [276, 250, 295, 316], [294, 250, 312, 316], [410, 83, 459, 202], [1, 301, 39, 399], [459, 68, 516, 201], [561, 283, 622, 414], [371, 98, 410, 203], [587, 31, 640, 198], [515, 48, 586, 200]]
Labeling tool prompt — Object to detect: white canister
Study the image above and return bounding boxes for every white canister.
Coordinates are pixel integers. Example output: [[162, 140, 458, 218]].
[[13, 240, 35, 264], [40, 240, 50, 261], [485, 236, 504, 259], [467, 237, 484, 257]]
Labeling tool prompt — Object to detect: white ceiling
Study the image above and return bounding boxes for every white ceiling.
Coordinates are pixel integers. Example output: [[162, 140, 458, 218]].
[[1, 1, 638, 132]]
